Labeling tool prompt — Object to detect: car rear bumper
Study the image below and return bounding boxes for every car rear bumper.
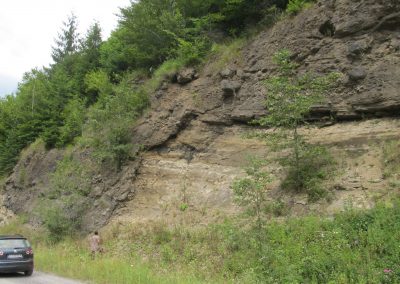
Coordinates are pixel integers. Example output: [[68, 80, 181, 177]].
[[0, 260, 34, 273]]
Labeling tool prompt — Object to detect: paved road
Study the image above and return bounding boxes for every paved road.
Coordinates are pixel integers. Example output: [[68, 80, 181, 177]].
[[0, 271, 85, 284]]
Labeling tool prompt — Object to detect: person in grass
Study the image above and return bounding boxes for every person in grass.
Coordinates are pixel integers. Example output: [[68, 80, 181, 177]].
[[89, 231, 102, 259]]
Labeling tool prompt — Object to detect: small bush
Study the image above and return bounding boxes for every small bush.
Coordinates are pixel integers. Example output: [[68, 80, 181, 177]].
[[49, 152, 92, 198], [81, 73, 148, 170], [282, 145, 336, 201], [40, 205, 80, 243], [265, 199, 290, 216]]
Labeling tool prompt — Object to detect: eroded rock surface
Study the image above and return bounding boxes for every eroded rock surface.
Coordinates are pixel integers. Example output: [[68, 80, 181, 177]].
[[3, 0, 400, 229]]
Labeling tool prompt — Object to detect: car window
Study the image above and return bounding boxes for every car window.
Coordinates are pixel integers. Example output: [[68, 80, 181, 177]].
[[0, 239, 30, 249]]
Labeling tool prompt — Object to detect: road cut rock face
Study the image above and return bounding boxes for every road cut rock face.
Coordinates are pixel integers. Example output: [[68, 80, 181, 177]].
[[3, 0, 400, 230]]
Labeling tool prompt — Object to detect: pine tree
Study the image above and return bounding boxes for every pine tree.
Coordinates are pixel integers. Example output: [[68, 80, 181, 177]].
[[51, 13, 80, 64], [81, 22, 103, 71]]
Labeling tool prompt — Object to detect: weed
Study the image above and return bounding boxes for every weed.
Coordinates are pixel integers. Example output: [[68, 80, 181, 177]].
[[207, 38, 246, 74], [286, 0, 316, 15], [180, 203, 189, 212], [383, 140, 400, 180]]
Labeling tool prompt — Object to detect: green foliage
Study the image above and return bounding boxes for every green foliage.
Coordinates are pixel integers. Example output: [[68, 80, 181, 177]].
[[101, 0, 288, 75], [49, 152, 92, 198], [0, 0, 291, 176], [57, 97, 86, 146], [383, 140, 400, 181], [264, 199, 290, 216], [0, 176, 5, 192], [232, 157, 272, 252], [39, 151, 92, 242], [81, 73, 148, 170], [257, 50, 341, 200], [207, 38, 246, 73], [7, 198, 400, 283], [232, 158, 272, 213], [174, 37, 210, 66], [40, 205, 79, 243], [286, 0, 315, 15], [179, 203, 189, 212], [79, 199, 400, 283], [282, 145, 335, 201], [259, 50, 341, 128], [51, 13, 80, 64], [142, 58, 185, 95]]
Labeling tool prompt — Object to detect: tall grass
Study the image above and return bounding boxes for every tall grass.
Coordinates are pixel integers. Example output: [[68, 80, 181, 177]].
[[35, 241, 203, 284], [206, 38, 247, 74], [3, 197, 400, 283]]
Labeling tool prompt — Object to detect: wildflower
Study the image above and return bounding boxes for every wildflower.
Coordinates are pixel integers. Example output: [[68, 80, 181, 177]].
[[384, 269, 393, 273]]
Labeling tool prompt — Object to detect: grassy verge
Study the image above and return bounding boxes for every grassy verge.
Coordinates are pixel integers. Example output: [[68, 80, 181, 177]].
[[35, 241, 203, 284], [2, 195, 400, 283], [0, 221, 208, 284]]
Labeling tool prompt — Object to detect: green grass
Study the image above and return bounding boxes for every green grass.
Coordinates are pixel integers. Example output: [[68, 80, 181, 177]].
[[3, 196, 400, 283], [35, 241, 203, 284], [206, 38, 247, 74], [286, 0, 316, 15], [142, 59, 186, 95]]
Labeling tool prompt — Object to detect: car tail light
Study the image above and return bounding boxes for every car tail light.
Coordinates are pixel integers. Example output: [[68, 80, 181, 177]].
[[26, 249, 33, 255], [0, 251, 3, 256]]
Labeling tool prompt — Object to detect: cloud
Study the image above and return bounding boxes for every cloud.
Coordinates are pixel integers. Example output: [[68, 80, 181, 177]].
[[0, 74, 19, 97], [0, 0, 131, 96]]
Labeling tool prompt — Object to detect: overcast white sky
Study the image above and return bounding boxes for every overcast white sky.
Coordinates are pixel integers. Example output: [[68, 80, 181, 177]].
[[0, 0, 132, 96]]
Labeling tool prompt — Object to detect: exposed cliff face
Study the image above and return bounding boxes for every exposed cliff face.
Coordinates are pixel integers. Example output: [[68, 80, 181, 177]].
[[112, 118, 400, 225], [134, 0, 400, 151], [3, 0, 400, 230]]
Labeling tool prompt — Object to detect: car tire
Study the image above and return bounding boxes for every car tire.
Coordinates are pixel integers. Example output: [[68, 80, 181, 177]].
[[24, 269, 33, 276]]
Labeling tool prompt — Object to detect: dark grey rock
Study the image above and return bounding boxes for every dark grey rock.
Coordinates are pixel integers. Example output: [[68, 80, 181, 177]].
[[236, 69, 251, 80], [220, 68, 236, 78], [221, 80, 242, 95], [348, 41, 370, 57], [177, 68, 197, 84], [230, 97, 267, 122], [348, 67, 367, 81]]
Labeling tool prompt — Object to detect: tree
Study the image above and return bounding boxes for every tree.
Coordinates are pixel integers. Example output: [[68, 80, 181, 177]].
[[51, 13, 80, 64], [257, 50, 341, 199], [232, 157, 272, 250], [81, 22, 103, 70]]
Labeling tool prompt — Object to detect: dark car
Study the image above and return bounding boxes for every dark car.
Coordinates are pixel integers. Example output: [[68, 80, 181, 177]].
[[0, 235, 34, 276]]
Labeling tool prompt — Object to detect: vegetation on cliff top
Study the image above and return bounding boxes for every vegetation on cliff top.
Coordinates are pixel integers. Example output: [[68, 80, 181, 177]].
[[0, 0, 299, 176]]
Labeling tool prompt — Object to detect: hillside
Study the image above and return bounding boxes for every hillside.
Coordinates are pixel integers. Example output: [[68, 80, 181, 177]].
[[2, 0, 399, 231], [0, 0, 400, 282]]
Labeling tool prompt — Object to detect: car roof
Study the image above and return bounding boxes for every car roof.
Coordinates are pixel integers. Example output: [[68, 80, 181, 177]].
[[0, 235, 27, 240]]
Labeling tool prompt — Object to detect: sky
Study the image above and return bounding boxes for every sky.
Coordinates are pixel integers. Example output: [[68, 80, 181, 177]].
[[0, 0, 132, 97]]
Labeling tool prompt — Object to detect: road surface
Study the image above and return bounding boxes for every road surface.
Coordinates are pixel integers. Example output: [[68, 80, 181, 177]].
[[0, 271, 85, 283]]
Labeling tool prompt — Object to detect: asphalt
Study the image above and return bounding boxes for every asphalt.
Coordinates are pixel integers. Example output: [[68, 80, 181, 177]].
[[0, 271, 85, 284]]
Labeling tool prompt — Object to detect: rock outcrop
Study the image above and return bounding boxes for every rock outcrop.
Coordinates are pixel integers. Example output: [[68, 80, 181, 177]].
[[3, 0, 400, 229]]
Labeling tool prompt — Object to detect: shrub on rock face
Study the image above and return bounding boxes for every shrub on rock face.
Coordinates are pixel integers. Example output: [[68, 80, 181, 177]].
[[257, 49, 341, 201]]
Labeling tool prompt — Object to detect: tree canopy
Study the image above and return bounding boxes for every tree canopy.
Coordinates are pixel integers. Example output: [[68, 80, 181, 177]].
[[0, 0, 292, 175]]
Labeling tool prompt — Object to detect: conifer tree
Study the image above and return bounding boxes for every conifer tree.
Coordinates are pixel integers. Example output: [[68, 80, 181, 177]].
[[82, 22, 103, 71], [51, 13, 80, 64]]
